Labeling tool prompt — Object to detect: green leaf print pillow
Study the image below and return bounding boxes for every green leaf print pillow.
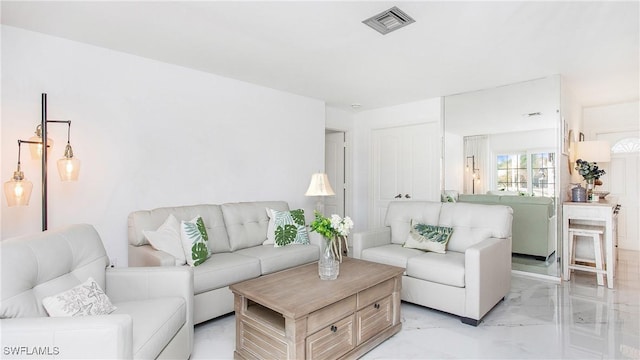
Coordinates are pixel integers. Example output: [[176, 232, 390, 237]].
[[403, 219, 453, 254], [268, 208, 310, 247], [180, 216, 210, 266]]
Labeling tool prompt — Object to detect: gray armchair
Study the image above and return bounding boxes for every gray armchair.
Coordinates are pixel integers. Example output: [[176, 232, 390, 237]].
[[1, 224, 193, 359]]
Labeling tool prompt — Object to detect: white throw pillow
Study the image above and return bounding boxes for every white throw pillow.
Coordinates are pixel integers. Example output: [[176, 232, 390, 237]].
[[143, 214, 186, 266], [180, 215, 210, 266], [42, 277, 117, 317], [263, 207, 276, 245]]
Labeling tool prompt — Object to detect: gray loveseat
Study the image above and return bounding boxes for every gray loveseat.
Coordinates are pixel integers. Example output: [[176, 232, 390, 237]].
[[353, 201, 513, 326], [128, 201, 321, 324], [458, 194, 556, 260], [1, 224, 192, 359]]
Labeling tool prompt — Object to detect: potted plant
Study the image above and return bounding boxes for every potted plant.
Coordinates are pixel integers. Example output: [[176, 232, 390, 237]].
[[575, 159, 606, 200], [310, 211, 354, 280]]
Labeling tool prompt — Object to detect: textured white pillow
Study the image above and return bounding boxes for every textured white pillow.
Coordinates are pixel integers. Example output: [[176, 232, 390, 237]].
[[180, 216, 210, 266], [43, 277, 117, 317], [143, 214, 186, 266], [403, 220, 453, 254]]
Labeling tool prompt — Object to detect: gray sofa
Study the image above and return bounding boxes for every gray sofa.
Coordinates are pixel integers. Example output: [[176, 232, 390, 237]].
[[458, 194, 556, 260], [1, 224, 193, 359], [128, 201, 321, 325], [353, 201, 513, 326]]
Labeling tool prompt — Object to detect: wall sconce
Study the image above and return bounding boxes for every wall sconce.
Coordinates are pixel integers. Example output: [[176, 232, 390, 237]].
[[466, 155, 480, 194], [304, 172, 335, 213], [3, 93, 81, 231]]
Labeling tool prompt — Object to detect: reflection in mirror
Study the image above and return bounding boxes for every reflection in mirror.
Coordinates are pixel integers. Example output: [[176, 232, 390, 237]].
[[443, 76, 561, 279]]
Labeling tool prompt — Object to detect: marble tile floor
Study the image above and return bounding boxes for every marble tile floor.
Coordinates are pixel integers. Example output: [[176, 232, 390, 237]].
[[192, 250, 639, 359]]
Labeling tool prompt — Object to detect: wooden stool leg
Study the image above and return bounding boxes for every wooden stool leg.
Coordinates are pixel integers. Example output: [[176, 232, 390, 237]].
[[593, 234, 604, 286], [569, 231, 576, 270]]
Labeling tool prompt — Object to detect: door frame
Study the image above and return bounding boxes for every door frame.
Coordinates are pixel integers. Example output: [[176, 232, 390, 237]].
[[325, 128, 352, 222]]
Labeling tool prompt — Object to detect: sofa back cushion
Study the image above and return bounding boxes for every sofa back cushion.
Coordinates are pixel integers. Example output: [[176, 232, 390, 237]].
[[222, 201, 289, 251], [1, 224, 109, 318], [438, 202, 513, 252], [457, 194, 501, 204], [384, 201, 442, 245], [128, 204, 231, 254]]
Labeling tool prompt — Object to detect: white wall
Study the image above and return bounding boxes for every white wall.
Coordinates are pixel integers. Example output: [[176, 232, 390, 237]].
[[352, 98, 441, 231], [582, 101, 639, 137], [1, 26, 325, 265]]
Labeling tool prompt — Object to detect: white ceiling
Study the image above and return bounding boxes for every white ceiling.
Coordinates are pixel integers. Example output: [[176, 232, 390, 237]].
[[2, 1, 638, 112]]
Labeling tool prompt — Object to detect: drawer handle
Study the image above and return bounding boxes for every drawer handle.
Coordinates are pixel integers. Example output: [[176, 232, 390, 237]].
[[374, 303, 380, 309], [330, 325, 337, 333]]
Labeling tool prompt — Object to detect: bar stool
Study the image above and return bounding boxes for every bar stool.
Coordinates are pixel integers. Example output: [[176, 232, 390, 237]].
[[568, 224, 607, 286]]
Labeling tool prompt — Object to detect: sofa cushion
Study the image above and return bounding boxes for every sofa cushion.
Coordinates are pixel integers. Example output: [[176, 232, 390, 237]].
[[222, 201, 289, 251], [43, 277, 117, 317], [235, 244, 320, 275], [406, 251, 466, 288], [113, 297, 185, 359], [265, 208, 310, 247], [404, 221, 453, 254], [180, 216, 210, 266], [143, 214, 186, 266], [192, 252, 261, 294], [385, 201, 442, 245], [438, 202, 513, 253], [129, 204, 231, 254], [361, 244, 423, 270]]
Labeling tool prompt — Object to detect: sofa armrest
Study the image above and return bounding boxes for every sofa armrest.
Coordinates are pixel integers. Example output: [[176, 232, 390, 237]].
[[128, 244, 176, 267], [309, 231, 323, 248], [352, 227, 392, 259], [0, 315, 133, 359], [106, 266, 194, 352], [464, 237, 511, 320]]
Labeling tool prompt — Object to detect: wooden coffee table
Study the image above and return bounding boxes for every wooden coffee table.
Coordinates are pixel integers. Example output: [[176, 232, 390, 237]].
[[230, 258, 404, 360]]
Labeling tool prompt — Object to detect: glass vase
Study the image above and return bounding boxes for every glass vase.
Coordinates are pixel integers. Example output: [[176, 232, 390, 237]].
[[585, 178, 595, 201], [318, 238, 339, 280]]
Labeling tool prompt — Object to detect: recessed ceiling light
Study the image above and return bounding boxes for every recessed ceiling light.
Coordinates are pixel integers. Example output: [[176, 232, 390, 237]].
[[362, 6, 416, 35]]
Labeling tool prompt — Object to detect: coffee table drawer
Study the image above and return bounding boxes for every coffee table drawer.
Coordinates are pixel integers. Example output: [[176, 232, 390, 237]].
[[356, 295, 392, 344], [357, 278, 395, 308], [307, 295, 356, 334], [306, 315, 355, 360]]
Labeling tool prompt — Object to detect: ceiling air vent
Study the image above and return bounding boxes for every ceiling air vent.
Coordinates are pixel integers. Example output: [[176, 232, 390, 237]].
[[362, 6, 416, 35]]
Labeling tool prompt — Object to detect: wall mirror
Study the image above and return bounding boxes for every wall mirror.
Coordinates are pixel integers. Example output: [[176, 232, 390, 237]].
[[443, 75, 562, 279]]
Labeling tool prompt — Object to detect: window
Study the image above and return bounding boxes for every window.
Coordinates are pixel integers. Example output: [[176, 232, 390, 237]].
[[497, 154, 527, 193], [496, 151, 555, 197], [611, 137, 640, 153]]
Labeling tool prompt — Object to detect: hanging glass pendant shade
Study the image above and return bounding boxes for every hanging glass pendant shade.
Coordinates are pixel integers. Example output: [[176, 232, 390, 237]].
[[28, 124, 53, 159], [57, 142, 80, 181], [4, 166, 33, 207]]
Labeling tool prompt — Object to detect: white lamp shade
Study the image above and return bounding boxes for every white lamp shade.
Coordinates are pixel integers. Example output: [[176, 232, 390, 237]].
[[576, 141, 611, 163], [305, 173, 335, 196], [57, 157, 81, 181], [4, 177, 33, 206]]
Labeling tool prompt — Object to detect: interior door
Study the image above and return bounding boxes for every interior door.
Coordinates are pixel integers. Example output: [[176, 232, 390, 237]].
[[325, 131, 345, 217], [371, 123, 440, 227], [597, 131, 640, 251]]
